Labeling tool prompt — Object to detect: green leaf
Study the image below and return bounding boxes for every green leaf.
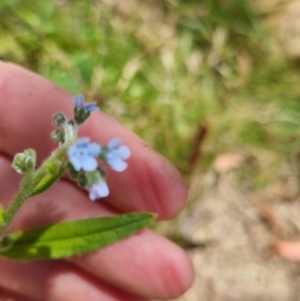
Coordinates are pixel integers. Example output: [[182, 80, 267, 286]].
[[0, 213, 154, 260]]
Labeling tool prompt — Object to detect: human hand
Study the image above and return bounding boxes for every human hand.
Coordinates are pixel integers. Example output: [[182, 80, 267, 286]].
[[0, 62, 194, 301]]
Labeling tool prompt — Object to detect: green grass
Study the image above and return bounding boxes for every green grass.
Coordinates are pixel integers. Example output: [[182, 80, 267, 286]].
[[1, 0, 300, 190]]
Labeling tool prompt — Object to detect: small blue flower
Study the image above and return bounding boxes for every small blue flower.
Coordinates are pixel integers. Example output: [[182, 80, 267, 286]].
[[68, 138, 101, 172], [105, 138, 131, 172], [89, 181, 109, 201], [72, 94, 100, 113]]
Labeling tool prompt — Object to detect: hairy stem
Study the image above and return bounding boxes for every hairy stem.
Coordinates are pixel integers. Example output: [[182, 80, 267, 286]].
[[0, 143, 73, 239]]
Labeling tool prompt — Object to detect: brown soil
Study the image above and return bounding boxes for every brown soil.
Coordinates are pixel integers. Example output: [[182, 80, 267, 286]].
[[169, 172, 300, 301]]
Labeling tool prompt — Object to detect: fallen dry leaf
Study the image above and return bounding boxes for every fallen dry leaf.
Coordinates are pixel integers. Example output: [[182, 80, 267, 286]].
[[274, 240, 300, 261]]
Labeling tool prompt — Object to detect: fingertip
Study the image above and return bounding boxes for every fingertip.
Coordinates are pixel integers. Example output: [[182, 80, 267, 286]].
[[155, 240, 195, 299], [148, 154, 189, 220]]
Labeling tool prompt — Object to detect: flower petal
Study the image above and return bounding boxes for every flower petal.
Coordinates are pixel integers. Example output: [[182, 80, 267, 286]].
[[110, 158, 128, 172], [89, 182, 109, 201], [98, 182, 109, 197], [82, 157, 98, 172], [67, 144, 77, 157], [76, 137, 90, 146], [70, 157, 83, 171], [85, 102, 100, 112], [72, 94, 85, 108], [107, 138, 122, 150], [115, 146, 131, 159], [87, 143, 101, 157], [89, 186, 98, 201]]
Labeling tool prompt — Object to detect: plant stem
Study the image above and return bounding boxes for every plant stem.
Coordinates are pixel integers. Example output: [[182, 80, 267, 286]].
[[2, 183, 34, 237], [0, 143, 73, 239]]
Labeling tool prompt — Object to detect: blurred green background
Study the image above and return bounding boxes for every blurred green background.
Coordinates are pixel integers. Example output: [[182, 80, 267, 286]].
[[1, 0, 300, 190]]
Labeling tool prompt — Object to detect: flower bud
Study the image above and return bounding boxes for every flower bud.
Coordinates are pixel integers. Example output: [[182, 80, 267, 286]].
[[51, 129, 65, 143], [74, 107, 91, 125], [12, 149, 36, 174], [52, 113, 67, 127]]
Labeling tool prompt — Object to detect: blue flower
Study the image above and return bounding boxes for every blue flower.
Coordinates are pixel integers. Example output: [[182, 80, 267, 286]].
[[89, 181, 109, 201], [105, 138, 131, 172], [72, 94, 99, 113], [68, 138, 101, 172]]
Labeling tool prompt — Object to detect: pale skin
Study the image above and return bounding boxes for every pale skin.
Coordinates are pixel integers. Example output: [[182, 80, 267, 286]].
[[0, 62, 194, 301]]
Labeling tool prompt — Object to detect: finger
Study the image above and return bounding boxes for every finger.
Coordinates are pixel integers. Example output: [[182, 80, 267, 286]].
[[69, 230, 194, 299], [0, 62, 187, 220], [0, 156, 194, 299], [0, 259, 148, 301], [0, 287, 40, 301]]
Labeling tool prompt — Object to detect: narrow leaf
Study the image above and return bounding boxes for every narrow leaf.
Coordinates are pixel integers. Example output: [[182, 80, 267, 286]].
[[0, 213, 154, 260]]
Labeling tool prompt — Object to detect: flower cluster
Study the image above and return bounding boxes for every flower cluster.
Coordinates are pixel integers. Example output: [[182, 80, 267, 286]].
[[65, 95, 130, 201]]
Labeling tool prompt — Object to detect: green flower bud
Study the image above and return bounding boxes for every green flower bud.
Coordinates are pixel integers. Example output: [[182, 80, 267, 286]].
[[74, 107, 91, 125], [51, 129, 65, 143], [12, 149, 36, 174]]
